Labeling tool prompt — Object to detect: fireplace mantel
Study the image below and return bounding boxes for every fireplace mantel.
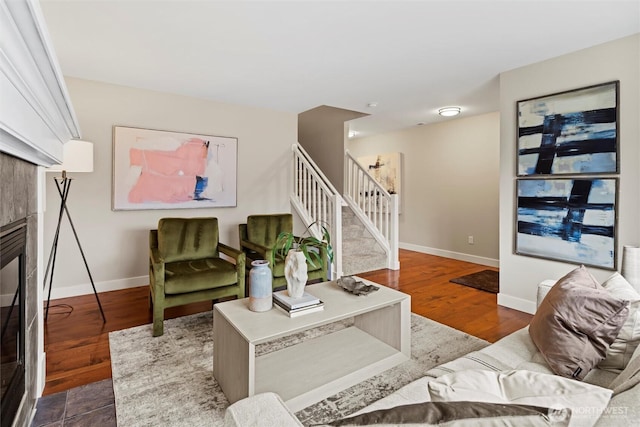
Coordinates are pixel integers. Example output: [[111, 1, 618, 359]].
[[0, 0, 80, 166], [0, 2, 80, 425]]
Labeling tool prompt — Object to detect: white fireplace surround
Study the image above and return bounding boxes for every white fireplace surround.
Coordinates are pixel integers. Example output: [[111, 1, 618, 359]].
[[0, 0, 81, 422]]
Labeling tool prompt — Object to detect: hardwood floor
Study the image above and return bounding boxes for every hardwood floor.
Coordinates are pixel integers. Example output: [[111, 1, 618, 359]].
[[42, 249, 532, 396], [357, 251, 532, 342]]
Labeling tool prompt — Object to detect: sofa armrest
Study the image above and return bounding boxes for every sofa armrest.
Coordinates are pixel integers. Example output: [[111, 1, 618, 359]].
[[219, 242, 244, 262], [537, 280, 556, 309], [149, 246, 163, 265], [219, 243, 246, 296], [239, 238, 277, 267], [239, 239, 271, 257], [223, 392, 303, 427], [219, 242, 246, 272], [149, 231, 165, 288]]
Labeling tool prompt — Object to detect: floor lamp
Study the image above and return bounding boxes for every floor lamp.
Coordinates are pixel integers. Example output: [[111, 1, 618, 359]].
[[621, 245, 640, 289], [44, 140, 106, 322]]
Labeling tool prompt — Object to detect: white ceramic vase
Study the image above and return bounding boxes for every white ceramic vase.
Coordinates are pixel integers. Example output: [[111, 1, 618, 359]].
[[285, 250, 308, 299]]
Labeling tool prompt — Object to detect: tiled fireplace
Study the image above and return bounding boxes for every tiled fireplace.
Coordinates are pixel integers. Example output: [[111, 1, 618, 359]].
[[0, 153, 39, 427]]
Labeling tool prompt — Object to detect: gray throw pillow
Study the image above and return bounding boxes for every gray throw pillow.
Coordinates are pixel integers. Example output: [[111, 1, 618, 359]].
[[529, 265, 630, 380]]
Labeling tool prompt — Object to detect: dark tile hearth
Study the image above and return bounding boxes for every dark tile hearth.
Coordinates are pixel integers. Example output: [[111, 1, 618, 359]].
[[31, 379, 116, 427]]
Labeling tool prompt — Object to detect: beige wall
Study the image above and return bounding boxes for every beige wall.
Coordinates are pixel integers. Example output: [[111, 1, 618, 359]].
[[499, 34, 640, 314], [348, 112, 500, 265], [298, 105, 367, 190], [44, 78, 297, 298]]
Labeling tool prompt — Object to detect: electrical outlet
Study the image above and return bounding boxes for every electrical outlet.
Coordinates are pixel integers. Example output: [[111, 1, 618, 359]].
[[468, 235, 474, 245]]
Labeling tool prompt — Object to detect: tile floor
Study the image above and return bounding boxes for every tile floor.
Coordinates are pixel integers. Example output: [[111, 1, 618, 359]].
[[30, 379, 116, 427]]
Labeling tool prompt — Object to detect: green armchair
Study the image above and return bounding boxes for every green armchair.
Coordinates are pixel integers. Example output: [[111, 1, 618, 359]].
[[149, 217, 245, 336], [239, 213, 328, 292]]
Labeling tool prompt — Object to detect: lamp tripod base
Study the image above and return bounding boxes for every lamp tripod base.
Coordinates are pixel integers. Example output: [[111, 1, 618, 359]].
[[43, 176, 106, 323]]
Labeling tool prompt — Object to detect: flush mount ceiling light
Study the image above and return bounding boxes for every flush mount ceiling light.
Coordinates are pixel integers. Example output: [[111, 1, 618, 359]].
[[438, 106, 461, 117]]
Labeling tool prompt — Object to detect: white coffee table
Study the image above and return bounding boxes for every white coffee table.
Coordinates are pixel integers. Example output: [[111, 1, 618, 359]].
[[213, 278, 411, 412]]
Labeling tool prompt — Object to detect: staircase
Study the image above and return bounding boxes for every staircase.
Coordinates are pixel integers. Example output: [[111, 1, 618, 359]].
[[290, 143, 399, 278], [340, 205, 388, 275]]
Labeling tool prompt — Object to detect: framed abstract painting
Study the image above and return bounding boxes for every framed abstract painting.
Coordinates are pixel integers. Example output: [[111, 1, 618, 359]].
[[112, 126, 237, 210], [515, 178, 617, 270], [517, 81, 618, 176], [357, 152, 403, 212]]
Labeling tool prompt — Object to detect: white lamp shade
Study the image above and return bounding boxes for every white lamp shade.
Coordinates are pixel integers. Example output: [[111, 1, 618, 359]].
[[47, 140, 94, 173], [621, 245, 640, 290]]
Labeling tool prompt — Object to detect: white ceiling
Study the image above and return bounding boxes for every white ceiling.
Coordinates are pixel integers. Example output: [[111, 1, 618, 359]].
[[39, 0, 640, 138]]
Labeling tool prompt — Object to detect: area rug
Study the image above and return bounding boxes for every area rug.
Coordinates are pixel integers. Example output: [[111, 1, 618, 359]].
[[449, 269, 499, 293], [109, 311, 488, 427]]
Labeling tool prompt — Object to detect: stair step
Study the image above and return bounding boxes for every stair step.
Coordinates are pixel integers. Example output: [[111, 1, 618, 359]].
[[342, 238, 386, 255], [342, 226, 373, 240], [342, 252, 388, 276]]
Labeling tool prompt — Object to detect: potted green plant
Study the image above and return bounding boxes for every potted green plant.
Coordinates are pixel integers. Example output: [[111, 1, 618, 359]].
[[273, 222, 334, 298]]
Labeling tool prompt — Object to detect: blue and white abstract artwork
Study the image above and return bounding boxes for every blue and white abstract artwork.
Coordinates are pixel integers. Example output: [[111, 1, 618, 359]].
[[516, 178, 617, 269], [518, 81, 618, 176]]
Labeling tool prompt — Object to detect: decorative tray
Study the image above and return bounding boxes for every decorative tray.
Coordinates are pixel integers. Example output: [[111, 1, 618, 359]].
[[336, 276, 379, 296]]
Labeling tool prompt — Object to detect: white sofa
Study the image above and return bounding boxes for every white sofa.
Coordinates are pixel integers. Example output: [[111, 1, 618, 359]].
[[224, 279, 640, 426]]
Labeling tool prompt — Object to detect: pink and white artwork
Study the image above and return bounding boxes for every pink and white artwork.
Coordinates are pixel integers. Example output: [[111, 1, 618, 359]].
[[112, 126, 237, 210]]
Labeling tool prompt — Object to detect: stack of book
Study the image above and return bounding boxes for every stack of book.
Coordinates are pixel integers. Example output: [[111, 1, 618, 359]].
[[273, 290, 324, 317]]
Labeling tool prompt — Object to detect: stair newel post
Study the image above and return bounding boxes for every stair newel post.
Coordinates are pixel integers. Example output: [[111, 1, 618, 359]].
[[291, 144, 298, 201], [331, 194, 343, 280], [343, 153, 350, 202], [389, 194, 400, 270]]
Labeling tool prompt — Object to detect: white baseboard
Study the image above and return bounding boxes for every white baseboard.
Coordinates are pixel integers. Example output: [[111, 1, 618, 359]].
[[47, 275, 148, 299], [38, 353, 46, 396], [399, 242, 499, 268], [497, 293, 536, 315]]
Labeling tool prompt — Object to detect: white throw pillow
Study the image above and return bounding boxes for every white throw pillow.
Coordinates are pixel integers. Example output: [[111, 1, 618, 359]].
[[599, 273, 640, 372], [427, 369, 612, 427]]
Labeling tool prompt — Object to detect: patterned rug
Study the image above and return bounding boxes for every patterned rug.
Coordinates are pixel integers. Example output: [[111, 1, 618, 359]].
[[109, 311, 488, 426], [450, 269, 499, 293]]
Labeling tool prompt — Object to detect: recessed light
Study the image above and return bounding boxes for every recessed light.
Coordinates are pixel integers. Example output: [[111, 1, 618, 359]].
[[367, 102, 378, 108], [348, 130, 358, 138], [438, 106, 461, 117]]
